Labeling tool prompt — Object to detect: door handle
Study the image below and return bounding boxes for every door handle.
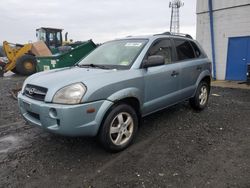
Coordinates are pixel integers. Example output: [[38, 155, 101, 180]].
[[171, 71, 179, 77]]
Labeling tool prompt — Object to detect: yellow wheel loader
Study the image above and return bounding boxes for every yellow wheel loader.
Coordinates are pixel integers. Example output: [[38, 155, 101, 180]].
[[1, 41, 35, 75], [0, 27, 95, 76], [0, 40, 51, 76], [0, 27, 62, 76]]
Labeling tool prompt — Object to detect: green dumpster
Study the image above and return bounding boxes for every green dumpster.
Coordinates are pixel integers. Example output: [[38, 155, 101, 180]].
[[36, 40, 96, 72]]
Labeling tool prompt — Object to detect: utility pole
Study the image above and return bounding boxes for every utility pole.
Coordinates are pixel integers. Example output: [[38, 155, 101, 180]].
[[169, 0, 184, 33]]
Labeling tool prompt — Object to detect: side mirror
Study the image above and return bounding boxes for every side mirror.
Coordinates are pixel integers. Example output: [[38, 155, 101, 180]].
[[143, 55, 165, 68]]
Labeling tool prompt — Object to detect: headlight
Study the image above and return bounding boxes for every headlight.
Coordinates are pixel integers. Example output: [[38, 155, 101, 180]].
[[53, 83, 87, 104]]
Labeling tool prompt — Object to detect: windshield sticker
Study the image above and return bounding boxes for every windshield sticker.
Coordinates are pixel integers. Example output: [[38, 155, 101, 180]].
[[125, 43, 142, 47], [119, 61, 130, 66]]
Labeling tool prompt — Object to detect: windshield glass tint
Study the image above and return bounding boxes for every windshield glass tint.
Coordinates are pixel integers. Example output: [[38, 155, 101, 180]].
[[78, 39, 147, 68]]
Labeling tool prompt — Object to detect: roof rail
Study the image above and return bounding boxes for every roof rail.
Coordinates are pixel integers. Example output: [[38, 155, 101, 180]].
[[156, 32, 193, 39]]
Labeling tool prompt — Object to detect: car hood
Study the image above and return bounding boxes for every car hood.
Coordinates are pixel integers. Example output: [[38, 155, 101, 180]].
[[26, 67, 114, 86], [23, 67, 124, 99]]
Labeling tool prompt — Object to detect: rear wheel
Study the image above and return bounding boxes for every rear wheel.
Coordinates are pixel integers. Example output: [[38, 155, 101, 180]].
[[0, 46, 5, 57], [15, 54, 37, 75], [11, 67, 18, 74], [98, 104, 138, 152], [0, 59, 5, 77], [189, 81, 210, 111]]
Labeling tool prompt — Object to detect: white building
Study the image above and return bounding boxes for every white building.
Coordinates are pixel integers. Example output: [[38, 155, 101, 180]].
[[196, 0, 250, 81]]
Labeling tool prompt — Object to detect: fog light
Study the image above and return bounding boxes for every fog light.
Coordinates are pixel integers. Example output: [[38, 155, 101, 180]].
[[56, 119, 60, 126], [49, 108, 57, 118]]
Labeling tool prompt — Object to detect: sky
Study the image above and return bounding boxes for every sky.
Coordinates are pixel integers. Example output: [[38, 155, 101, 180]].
[[0, 0, 197, 44]]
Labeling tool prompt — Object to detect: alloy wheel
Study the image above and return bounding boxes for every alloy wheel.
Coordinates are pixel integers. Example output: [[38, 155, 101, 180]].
[[199, 85, 208, 105], [109, 112, 134, 146]]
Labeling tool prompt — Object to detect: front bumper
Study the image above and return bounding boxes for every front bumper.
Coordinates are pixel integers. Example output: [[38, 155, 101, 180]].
[[18, 93, 113, 136]]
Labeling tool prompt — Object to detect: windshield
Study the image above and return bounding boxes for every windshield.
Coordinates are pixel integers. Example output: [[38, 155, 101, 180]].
[[36, 29, 46, 42], [78, 39, 148, 69]]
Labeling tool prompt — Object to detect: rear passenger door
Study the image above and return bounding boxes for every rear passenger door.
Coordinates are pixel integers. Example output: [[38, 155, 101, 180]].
[[173, 39, 204, 99], [142, 38, 181, 115]]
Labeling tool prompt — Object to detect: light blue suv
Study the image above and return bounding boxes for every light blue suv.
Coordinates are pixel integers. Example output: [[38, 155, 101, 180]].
[[18, 33, 211, 152]]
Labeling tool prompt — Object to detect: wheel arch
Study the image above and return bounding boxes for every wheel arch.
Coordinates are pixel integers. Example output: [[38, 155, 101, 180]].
[[106, 87, 143, 120], [201, 75, 211, 88], [192, 71, 211, 97], [196, 70, 211, 85], [113, 97, 141, 118], [97, 96, 142, 136]]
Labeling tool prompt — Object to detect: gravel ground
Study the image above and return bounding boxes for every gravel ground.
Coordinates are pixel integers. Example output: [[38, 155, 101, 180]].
[[0, 76, 250, 188]]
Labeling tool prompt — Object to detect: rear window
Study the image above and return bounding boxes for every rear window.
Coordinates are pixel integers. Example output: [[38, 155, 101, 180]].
[[190, 41, 202, 57], [174, 39, 195, 61]]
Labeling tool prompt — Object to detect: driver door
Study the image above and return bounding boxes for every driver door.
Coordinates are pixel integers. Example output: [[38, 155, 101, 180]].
[[142, 38, 181, 115]]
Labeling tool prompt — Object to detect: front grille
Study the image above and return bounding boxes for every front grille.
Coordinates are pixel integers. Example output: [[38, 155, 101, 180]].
[[24, 84, 47, 101]]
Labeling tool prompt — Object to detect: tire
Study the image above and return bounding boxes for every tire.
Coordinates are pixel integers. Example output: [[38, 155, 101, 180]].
[[98, 104, 138, 152], [189, 81, 210, 111], [0, 60, 5, 77], [0, 65, 3, 77], [0, 46, 5, 57], [11, 67, 19, 74], [15, 54, 37, 76]]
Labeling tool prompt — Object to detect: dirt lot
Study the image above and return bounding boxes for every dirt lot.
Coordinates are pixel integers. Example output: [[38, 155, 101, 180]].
[[0, 75, 250, 188]]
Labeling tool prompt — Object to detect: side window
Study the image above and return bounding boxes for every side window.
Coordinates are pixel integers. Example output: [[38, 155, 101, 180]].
[[190, 41, 202, 57], [148, 39, 172, 64], [49, 33, 54, 42], [174, 39, 195, 61]]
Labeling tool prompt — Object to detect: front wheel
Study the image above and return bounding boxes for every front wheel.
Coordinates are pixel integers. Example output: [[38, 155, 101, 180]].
[[189, 81, 210, 111], [15, 54, 37, 76], [98, 104, 138, 152]]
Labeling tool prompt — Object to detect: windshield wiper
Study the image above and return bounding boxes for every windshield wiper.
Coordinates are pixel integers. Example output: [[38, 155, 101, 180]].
[[76, 64, 109, 69]]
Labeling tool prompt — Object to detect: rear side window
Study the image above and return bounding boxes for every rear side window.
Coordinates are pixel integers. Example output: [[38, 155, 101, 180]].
[[147, 39, 172, 64], [190, 41, 202, 57], [174, 39, 195, 61]]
